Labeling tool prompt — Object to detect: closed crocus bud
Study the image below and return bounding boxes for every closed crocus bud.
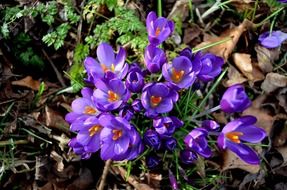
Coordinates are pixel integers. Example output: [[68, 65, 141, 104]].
[[180, 149, 198, 164], [220, 84, 251, 113], [169, 170, 178, 190], [197, 52, 224, 82], [146, 155, 160, 169], [126, 71, 145, 93], [132, 99, 143, 112], [144, 44, 167, 73], [201, 120, 220, 131], [164, 137, 177, 151], [144, 130, 161, 150]]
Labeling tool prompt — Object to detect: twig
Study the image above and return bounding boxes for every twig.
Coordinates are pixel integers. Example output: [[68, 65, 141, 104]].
[[111, 165, 154, 190], [41, 49, 66, 87], [98, 159, 112, 190], [77, 0, 86, 43]]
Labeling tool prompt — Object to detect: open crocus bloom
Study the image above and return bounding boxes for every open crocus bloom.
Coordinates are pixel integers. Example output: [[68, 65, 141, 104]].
[[141, 82, 178, 116], [146, 11, 174, 45], [162, 56, 196, 89], [258, 30, 287, 48], [84, 42, 128, 82], [93, 78, 130, 112], [217, 116, 266, 165], [99, 114, 143, 160]]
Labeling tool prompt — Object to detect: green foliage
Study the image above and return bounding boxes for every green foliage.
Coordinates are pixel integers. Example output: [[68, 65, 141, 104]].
[[265, 0, 282, 7], [42, 23, 71, 50], [19, 48, 45, 69], [85, 7, 148, 51], [34, 1, 58, 25], [68, 44, 90, 92]]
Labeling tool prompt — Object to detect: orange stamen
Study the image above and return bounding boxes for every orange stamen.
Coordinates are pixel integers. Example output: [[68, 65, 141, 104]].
[[155, 27, 161, 37], [89, 125, 102, 136], [84, 106, 97, 114], [150, 96, 162, 107], [108, 90, 119, 102], [112, 129, 123, 141], [171, 68, 185, 83], [101, 64, 109, 72], [225, 131, 243, 144]]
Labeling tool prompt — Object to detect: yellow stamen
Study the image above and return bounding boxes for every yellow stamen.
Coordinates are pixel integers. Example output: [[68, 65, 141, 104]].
[[225, 131, 243, 144], [84, 106, 97, 114], [155, 27, 161, 37], [171, 68, 185, 83], [108, 90, 119, 102], [89, 125, 102, 136], [150, 96, 162, 107], [112, 129, 123, 141], [111, 64, 115, 72]]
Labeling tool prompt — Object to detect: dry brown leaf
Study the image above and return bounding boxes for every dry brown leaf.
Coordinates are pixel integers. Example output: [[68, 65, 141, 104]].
[[233, 53, 264, 84], [12, 76, 44, 91], [183, 24, 202, 44], [45, 106, 70, 133], [222, 150, 260, 173], [243, 95, 274, 135], [230, 0, 253, 12], [196, 19, 253, 61], [273, 120, 287, 147], [261, 73, 287, 93], [277, 88, 287, 113], [255, 45, 280, 73], [223, 65, 247, 87], [276, 146, 287, 166]]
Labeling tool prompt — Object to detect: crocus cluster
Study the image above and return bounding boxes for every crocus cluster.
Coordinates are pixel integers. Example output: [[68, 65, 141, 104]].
[[66, 11, 267, 189]]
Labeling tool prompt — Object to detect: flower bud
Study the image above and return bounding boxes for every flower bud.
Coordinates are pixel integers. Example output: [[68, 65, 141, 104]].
[[144, 130, 161, 150], [125, 71, 144, 93], [146, 155, 160, 169], [180, 149, 198, 164], [164, 137, 177, 151], [220, 84, 251, 113]]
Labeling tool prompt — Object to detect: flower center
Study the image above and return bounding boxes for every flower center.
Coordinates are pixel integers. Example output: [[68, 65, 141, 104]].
[[101, 64, 115, 73], [171, 68, 185, 83], [155, 27, 161, 37], [150, 96, 162, 107], [84, 106, 97, 114], [225, 131, 243, 144], [88, 125, 102, 136], [108, 90, 119, 102], [112, 129, 123, 141]]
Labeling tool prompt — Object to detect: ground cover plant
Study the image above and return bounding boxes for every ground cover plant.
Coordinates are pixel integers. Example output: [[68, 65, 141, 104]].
[[0, 0, 287, 189]]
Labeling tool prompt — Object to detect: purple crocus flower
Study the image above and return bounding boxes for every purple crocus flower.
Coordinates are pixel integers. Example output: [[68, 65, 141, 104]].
[[99, 114, 142, 160], [84, 43, 128, 82], [65, 87, 99, 124], [144, 44, 167, 73], [277, 0, 287, 3], [144, 129, 161, 150], [180, 48, 202, 74], [146, 11, 174, 45], [258, 30, 287, 48], [184, 128, 212, 158], [76, 116, 103, 152], [119, 106, 134, 121], [132, 99, 144, 112], [164, 137, 177, 151], [169, 170, 178, 190], [180, 149, 198, 164], [201, 120, 220, 131], [217, 116, 266, 165], [141, 83, 178, 116], [220, 84, 251, 113], [125, 70, 145, 93], [162, 56, 196, 89], [153, 116, 183, 138], [93, 78, 130, 112], [146, 155, 160, 169], [69, 138, 91, 159], [197, 52, 224, 82]]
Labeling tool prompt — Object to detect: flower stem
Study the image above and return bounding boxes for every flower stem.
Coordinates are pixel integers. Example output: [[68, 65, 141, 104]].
[[192, 105, 221, 119], [251, 0, 259, 22], [188, 0, 194, 22], [192, 37, 231, 53], [157, 0, 162, 17], [255, 7, 284, 28]]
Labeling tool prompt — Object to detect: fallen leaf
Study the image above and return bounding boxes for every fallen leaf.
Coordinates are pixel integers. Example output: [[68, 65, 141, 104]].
[[45, 106, 70, 133], [223, 64, 247, 87], [243, 95, 275, 135], [276, 146, 287, 165], [222, 150, 260, 173], [277, 88, 287, 113], [255, 45, 280, 73], [273, 120, 287, 147], [183, 24, 202, 45], [230, 0, 253, 12], [196, 19, 254, 61], [12, 76, 45, 91], [233, 53, 264, 84], [261, 73, 287, 93]]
